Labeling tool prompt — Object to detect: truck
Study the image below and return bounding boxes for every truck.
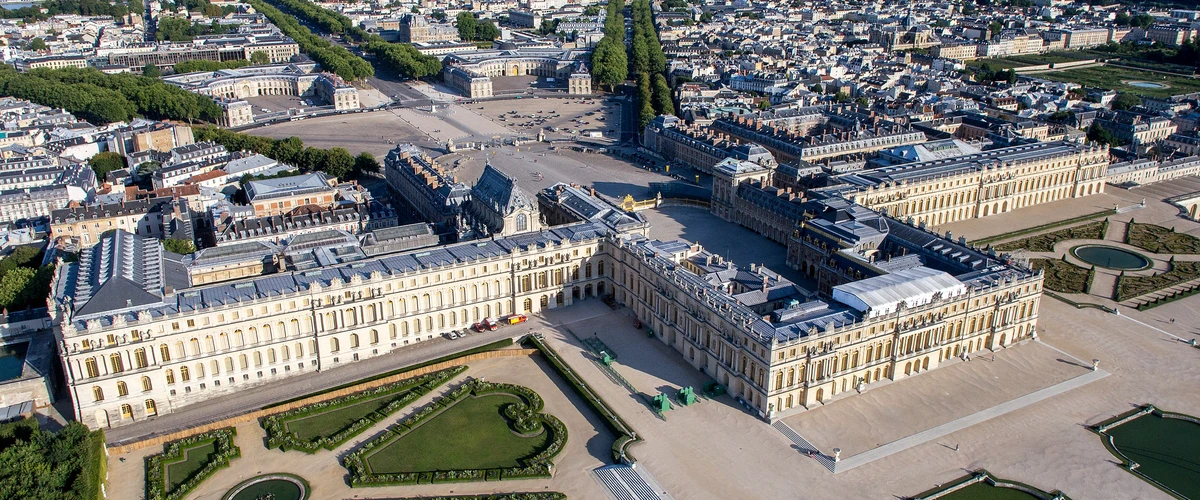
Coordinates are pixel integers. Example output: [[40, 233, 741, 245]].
[[472, 318, 499, 332], [500, 314, 529, 325]]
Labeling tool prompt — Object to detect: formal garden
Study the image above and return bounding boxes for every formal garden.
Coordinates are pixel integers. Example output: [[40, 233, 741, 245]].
[[261, 366, 465, 453], [909, 470, 1071, 500], [1115, 260, 1200, 302], [1125, 221, 1200, 254], [994, 220, 1107, 252], [145, 427, 241, 500], [343, 378, 568, 486], [1093, 405, 1200, 500], [1031, 258, 1094, 294]]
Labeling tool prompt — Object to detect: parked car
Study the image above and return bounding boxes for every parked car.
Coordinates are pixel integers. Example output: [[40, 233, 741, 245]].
[[472, 318, 499, 332]]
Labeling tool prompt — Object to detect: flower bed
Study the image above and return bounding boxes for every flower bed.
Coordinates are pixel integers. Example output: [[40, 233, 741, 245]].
[[343, 379, 567, 487], [145, 427, 241, 500], [261, 366, 465, 453], [1115, 260, 1200, 301], [994, 220, 1107, 252], [1125, 222, 1200, 254], [1031, 258, 1094, 294]]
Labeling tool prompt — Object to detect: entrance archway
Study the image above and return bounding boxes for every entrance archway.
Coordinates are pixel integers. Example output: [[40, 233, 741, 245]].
[[510, 64, 520, 76], [815, 388, 824, 402], [523, 298, 532, 312], [572, 287, 581, 300]]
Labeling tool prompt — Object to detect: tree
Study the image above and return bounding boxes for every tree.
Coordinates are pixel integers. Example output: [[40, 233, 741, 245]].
[[476, 20, 500, 41], [1087, 122, 1120, 146], [456, 12, 477, 41], [700, 12, 713, 22], [1112, 93, 1142, 111], [142, 63, 162, 78], [137, 161, 162, 177], [1115, 12, 1130, 26], [323, 147, 355, 179], [161, 238, 196, 255], [431, 11, 446, 22], [591, 38, 627, 91], [834, 91, 850, 103], [87, 152, 124, 180], [652, 73, 674, 116], [203, 3, 222, 17], [411, 6, 419, 13], [988, 21, 1003, 37], [29, 37, 46, 51], [353, 152, 380, 176], [250, 51, 270, 65]]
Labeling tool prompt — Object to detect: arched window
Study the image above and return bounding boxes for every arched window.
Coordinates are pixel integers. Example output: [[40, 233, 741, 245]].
[[282, 345, 290, 361], [165, 369, 175, 384], [120, 404, 133, 420], [267, 349, 276, 364], [516, 213, 528, 232], [159, 344, 171, 362], [195, 363, 204, 379], [85, 358, 99, 378], [109, 354, 124, 373], [145, 399, 157, 416], [330, 338, 340, 352], [141, 376, 152, 392], [117, 381, 128, 397], [189, 338, 201, 356], [254, 352, 263, 367], [350, 334, 359, 348], [225, 357, 233, 372], [205, 336, 215, 352], [92, 386, 104, 401], [134, 348, 148, 369], [239, 354, 248, 370], [219, 333, 229, 350], [175, 341, 185, 359], [180, 366, 190, 382], [370, 330, 379, 345], [210, 360, 219, 375]]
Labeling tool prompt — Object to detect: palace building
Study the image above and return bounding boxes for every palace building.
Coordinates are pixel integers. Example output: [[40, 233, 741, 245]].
[[52, 178, 1042, 427]]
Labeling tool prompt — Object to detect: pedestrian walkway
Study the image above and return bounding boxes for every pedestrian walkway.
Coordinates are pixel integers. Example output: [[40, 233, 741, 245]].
[[771, 421, 836, 472], [773, 367, 1109, 474], [593, 464, 673, 500]]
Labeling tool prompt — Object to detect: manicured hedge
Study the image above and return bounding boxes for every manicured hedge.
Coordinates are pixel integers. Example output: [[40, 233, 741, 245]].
[[343, 379, 567, 487], [262, 366, 465, 453], [1031, 258, 1094, 294], [1125, 222, 1200, 254], [975, 210, 1114, 247], [145, 427, 241, 500], [523, 335, 642, 464], [995, 220, 1107, 252], [1116, 260, 1200, 301]]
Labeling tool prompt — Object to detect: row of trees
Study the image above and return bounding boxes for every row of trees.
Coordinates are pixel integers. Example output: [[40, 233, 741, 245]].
[[1, 0, 142, 20], [0, 419, 106, 499], [155, 17, 233, 42], [455, 12, 501, 42], [0, 65, 222, 124], [590, 0, 627, 92], [248, 0, 374, 82], [172, 55, 268, 74], [194, 126, 379, 180], [631, 0, 671, 127], [259, 0, 443, 79]]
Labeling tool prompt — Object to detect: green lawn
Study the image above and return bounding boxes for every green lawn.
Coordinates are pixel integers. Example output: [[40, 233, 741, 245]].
[[1107, 413, 1200, 500], [365, 394, 550, 473], [284, 393, 401, 442], [164, 440, 216, 491], [937, 482, 1045, 499], [1037, 65, 1200, 98]]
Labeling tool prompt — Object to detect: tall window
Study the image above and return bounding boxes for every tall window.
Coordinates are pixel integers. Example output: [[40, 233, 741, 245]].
[[141, 376, 152, 392], [109, 354, 124, 373], [159, 344, 170, 362], [134, 348, 148, 369], [165, 369, 175, 384], [117, 381, 128, 397], [92, 386, 104, 401], [180, 366, 190, 382], [85, 358, 99, 378]]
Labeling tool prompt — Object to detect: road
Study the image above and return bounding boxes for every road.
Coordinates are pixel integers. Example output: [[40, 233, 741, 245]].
[[103, 328, 523, 446]]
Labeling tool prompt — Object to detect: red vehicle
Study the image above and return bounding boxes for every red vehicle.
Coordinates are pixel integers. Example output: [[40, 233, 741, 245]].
[[472, 318, 498, 332], [501, 314, 529, 325]]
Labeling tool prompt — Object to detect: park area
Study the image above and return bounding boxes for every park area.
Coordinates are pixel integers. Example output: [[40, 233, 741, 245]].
[[968, 51, 1094, 70], [1098, 407, 1200, 500], [1037, 65, 1200, 98], [352, 384, 562, 478], [911, 470, 1071, 500], [144, 428, 240, 500]]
